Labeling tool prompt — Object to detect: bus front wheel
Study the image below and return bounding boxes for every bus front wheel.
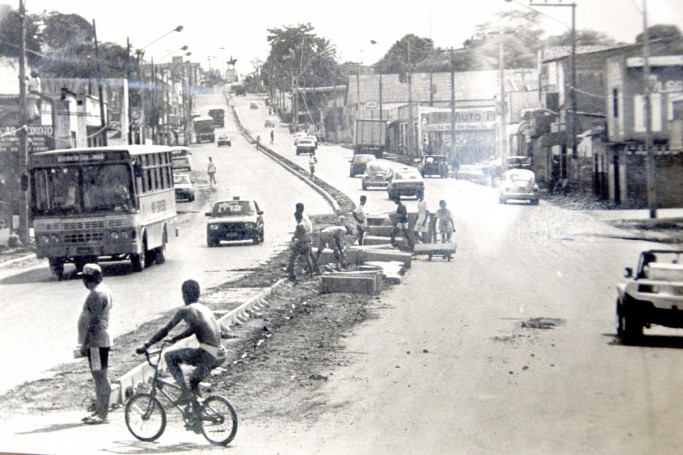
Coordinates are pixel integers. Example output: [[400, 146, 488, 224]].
[[48, 258, 64, 280], [131, 242, 148, 272]]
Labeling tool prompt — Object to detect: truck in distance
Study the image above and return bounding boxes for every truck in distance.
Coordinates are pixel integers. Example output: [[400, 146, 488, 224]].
[[208, 109, 225, 128], [193, 115, 216, 143], [354, 119, 387, 159]]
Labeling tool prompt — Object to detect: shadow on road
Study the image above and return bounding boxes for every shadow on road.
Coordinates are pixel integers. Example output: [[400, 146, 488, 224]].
[[16, 421, 83, 434], [606, 333, 683, 349], [109, 440, 211, 453]]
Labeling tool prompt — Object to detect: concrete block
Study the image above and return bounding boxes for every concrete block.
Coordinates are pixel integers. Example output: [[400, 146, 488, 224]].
[[364, 250, 412, 268], [363, 235, 392, 246], [367, 226, 394, 237], [348, 244, 394, 251], [321, 274, 381, 295], [367, 214, 391, 226]]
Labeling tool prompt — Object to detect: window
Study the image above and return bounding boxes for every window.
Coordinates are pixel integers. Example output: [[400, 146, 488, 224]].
[[612, 88, 619, 118]]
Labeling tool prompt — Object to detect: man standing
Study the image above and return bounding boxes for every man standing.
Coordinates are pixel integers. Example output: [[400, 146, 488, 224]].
[[270, 129, 274, 145], [286, 212, 315, 281], [414, 189, 429, 243], [207, 157, 217, 186], [77, 264, 112, 425], [136, 280, 226, 409], [390, 197, 414, 251], [353, 195, 368, 246], [308, 152, 317, 177]]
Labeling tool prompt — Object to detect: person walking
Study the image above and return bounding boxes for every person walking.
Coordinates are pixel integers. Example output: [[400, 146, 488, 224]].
[[435, 199, 455, 243], [207, 157, 217, 187], [76, 264, 113, 425], [414, 189, 429, 243], [256, 135, 261, 149], [315, 218, 353, 271], [270, 129, 274, 145], [295, 202, 316, 266], [353, 195, 368, 246], [308, 152, 317, 177], [390, 197, 414, 252], [286, 212, 315, 281]]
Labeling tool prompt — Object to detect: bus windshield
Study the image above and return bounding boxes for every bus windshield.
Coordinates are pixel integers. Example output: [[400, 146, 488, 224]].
[[32, 163, 134, 216]]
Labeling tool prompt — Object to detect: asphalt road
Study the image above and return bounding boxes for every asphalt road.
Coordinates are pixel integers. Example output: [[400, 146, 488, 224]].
[[0, 90, 333, 394], [2, 91, 683, 454]]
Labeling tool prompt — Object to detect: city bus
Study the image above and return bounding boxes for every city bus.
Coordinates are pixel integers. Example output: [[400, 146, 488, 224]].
[[29, 145, 178, 279]]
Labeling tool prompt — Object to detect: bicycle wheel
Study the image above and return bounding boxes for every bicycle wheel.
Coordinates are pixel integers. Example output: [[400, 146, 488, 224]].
[[125, 393, 167, 442], [199, 395, 238, 446]]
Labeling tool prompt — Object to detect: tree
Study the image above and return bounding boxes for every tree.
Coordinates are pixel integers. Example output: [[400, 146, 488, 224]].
[[39, 41, 131, 79], [40, 12, 93, 52], [0, 9, 43, 65], [373, 34, 435, 75], [545, 29, 617, 47], [636, 24, 682, 43]]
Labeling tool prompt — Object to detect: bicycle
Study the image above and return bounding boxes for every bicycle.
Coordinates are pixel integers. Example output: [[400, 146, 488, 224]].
[[124, 341, 238, 446]]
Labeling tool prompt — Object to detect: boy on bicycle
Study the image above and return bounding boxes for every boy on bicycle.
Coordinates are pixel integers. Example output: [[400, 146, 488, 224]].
[[136, 280, 226, 406]]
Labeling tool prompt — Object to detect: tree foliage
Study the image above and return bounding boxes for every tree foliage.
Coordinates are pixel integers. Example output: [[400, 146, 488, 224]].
[[636, 24, 682, 43], [373, 34, 435, 74], [262, 23, 344, 93], [0, 10, 42, 65], [41, 12, 93, 52], [39, 41, 132, 79]]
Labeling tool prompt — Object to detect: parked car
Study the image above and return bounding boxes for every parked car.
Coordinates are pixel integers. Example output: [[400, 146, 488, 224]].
[[171, 147, 192, 172], [362, 160, 393, 190], [264, 117, 276, 128], [250, 102, 258, 110], [616, 249, 683, 344], [418, 155, 450, 178], [498, 168, 539, 205], [217, 134, 232, 147], [293, 132, 307, 145], [295, 138, 317, 155], [387, 167, 424, 200], [173, 172, 195, 202], [313, 131, 326, 143], [349, 153, 376, 177], [206, 197, 264, 247]]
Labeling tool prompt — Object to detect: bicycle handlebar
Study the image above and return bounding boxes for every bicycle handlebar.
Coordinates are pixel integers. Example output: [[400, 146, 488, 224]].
[[139, 339, 174, 367]]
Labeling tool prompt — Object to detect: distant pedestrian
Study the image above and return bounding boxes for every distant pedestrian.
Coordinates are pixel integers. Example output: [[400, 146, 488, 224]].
[[353, 195, 368, 246], [390, 197, 414, 252], [256, 135, 261, 149], [308, 152, 317, 177], [76, 264, 112, 425], [286, 212, 315, 281], [435, 199, 455, 243], [207, 157, 217, 186], [270, 129, 274, 145], [315, 217, 353, 271], [414, 189, 429, 243]]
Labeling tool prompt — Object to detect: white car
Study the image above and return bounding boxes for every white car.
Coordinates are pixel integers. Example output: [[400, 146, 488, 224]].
[[173, 172, 195, 202], [498, 168, 539, 205], [293, 132, 307, 145], [617, 249, 683, 344]]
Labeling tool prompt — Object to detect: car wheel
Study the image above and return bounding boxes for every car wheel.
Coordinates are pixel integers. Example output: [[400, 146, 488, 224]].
[[362, 181, 367, 190], [207, 236, 219, 248], [48, 257, 65, 280], [155, 242, 166, 265], [617, 298, 643, 344], [499, 196, 506, 204], [131, 246, 147, 272]]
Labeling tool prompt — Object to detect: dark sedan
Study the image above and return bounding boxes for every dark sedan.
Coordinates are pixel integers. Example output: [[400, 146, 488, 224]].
[[206, 197, 264, 246]]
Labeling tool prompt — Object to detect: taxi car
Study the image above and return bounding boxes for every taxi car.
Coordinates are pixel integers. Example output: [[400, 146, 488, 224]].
[[171, 147, 192, 172], [387, 167, 424, 200], [264, 117, 276, 127], [206, 197, 264, 247], [217, 134, 232, 147], [173, 172, 195, 202], [498, 168, 539, 205], [349, 153, 375, 177], [295, 138, 317, 155], [361, 159, 393, 190], [293, 132, 307, 145], [617, 249, 683, 344], [418, 155, 450, 178], [250, 102, 258, 109]]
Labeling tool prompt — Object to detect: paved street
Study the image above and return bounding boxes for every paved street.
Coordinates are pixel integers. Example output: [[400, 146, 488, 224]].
[[2, 91, 683, 454]]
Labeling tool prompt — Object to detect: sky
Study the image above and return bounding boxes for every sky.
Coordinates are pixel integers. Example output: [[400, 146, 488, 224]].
[[17, 0, 683, 76]]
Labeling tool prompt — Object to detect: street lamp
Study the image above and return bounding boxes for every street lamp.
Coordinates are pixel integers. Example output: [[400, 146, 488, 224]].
[[158, 45, 189, 61], [139, 25, 183, 52]]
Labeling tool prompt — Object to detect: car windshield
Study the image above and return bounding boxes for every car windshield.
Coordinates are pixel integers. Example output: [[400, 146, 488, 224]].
[[299, 140, 314, 145], [213, 200, 255, 216], [394, 171, 420, 180], [506, 170, 534, 182], [174, 174, 190, 185]]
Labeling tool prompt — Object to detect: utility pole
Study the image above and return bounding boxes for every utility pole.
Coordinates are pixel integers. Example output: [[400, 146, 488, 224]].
[[449, 48, 456, 159], [378, 72, 383, 121], [17, 0, 29, 244], [407, 39, 413, 159], [93, 20, 107, 146], [531, 1, 577, 180], [499, 38, 508, 167], [642, 0, 657, 218]]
